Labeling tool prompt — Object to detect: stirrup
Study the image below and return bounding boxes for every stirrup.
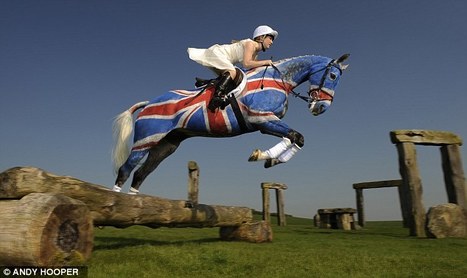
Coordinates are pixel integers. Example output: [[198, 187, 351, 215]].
[[208, 96, 228, 112]]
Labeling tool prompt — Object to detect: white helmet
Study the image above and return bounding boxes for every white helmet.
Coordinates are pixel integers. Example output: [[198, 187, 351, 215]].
[[253, 25, 278, 40]]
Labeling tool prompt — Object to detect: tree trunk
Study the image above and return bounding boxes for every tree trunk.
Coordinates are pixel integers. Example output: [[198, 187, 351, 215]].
[[0, 193, 93, 266], [0, 167, 252, 228]]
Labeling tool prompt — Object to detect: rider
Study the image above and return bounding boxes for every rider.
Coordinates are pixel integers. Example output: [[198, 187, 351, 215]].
[[187, 25, 278, 111]]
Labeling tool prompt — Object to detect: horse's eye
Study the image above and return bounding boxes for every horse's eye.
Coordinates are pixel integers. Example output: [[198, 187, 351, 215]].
[[329, 72, 337, 81]]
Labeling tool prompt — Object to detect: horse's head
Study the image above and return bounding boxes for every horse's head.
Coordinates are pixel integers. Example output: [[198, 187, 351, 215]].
[[307, 54, 350, 116]]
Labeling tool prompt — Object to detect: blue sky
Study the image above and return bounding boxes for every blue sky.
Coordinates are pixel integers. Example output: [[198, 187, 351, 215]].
[[1, 1, 466, 220]]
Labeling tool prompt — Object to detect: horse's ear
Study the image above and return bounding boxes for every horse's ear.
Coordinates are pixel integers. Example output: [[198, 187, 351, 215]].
[[339, 63, 349, 71], [335, 53, 350, 64]]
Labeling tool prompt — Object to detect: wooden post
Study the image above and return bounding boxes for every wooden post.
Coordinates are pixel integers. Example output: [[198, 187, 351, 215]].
[[355, 188, 364, 227], [0, 193, 93, 266], [396, 142, 426, 237], [440, 145, 467, 210], [187, 161, 199, 205]]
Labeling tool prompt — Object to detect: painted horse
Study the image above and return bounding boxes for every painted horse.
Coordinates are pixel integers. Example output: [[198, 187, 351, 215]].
[[112, 54, 350, 194]]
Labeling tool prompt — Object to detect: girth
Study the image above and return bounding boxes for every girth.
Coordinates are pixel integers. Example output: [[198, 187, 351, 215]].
[[228, 94, 248, 132]]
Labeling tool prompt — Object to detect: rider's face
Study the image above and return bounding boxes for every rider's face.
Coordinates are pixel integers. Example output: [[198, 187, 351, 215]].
[[262, 35, 274, 50]]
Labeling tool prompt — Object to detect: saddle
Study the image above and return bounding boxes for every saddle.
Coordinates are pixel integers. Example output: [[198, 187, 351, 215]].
[[194, 68, 244, 91], [195, 68, 244, 111]]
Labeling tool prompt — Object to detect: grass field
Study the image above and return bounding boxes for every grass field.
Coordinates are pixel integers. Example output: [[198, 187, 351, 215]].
[[88, 216, 467, 277]]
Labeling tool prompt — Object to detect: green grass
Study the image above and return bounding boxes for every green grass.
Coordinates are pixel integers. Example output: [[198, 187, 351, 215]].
[[88, 216, 467, 277]]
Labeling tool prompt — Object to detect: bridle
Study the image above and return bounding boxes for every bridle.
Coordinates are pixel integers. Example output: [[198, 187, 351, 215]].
[[269, 54, 349, 105]]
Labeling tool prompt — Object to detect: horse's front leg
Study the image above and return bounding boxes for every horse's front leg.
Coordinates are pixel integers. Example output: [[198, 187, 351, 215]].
[[248, 120, 304, 168]]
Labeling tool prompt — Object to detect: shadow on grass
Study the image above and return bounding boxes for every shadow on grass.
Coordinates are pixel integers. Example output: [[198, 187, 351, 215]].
[[93, 236, 220, 250]]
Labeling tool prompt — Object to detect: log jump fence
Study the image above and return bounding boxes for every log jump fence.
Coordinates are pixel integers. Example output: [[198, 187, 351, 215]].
[[261, 182, 287, 226], [0, 162, 272, 266]]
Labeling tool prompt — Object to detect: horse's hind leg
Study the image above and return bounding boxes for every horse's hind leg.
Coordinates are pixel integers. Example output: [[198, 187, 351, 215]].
[[129, 134, 184, 194], [114, 150, 148, 191]]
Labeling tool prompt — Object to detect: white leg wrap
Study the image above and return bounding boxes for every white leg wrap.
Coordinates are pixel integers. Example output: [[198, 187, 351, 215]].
[[128, 187, 139, 195], [112, 185, 122, 192], [265, 137, 292, 159], [278, 143, 301, 162]]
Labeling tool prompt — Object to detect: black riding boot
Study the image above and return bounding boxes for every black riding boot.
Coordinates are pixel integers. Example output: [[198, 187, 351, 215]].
[[208, 72, 233, 112]]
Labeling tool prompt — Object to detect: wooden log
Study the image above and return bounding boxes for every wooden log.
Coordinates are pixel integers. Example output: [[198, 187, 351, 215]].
[[390, 130, 463, 146], [396, 143, 426, 237], [0, 167, 252, 228], [0, 193, 93, 266], [219, 221, 273, 243]]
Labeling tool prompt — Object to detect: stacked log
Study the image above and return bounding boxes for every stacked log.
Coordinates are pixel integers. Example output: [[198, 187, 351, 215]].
[[0, 167, 252, 228], [220, 221, 273, 243], [0, 193, 93, 266], [0, 164, 271, 264]]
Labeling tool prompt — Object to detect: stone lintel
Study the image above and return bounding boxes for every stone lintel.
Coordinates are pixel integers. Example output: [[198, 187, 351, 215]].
[[261, 182, 288, 190], [390, 130, 463, 146], [353, 179, 402, 189], [318, 208, 356, 214]]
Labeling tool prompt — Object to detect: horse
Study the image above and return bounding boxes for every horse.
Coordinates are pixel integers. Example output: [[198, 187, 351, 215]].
[[112, 54, 350, 194]]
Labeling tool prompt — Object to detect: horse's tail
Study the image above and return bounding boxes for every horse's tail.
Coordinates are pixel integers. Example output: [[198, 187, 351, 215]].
[[111, 101, 149, 174]]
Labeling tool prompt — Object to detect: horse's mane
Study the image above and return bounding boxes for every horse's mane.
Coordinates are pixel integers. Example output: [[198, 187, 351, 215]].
[[275, 55, 310, 64], [275, 54, 329, 64]]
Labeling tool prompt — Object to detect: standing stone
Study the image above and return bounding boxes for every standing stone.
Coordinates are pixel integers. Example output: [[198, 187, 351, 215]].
[[425, 203, 467, 238]]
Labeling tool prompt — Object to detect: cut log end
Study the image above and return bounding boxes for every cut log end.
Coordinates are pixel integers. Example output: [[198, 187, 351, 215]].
[[0, 193, 94, 266]]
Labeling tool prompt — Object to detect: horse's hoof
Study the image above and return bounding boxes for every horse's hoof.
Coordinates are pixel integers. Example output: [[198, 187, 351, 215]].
[[264, 159, 282, 168], [248, 149, 262, 161], [128, 187, 139, 195], [112, 185, 122, 192]]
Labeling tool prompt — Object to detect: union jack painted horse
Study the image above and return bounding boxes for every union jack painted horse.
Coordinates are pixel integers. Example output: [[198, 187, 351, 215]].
[[112, 54, 350, 194]]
